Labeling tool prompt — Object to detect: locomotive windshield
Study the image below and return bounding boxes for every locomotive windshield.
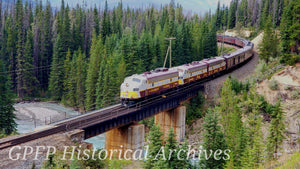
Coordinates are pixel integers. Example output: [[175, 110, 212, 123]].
[[133, 78, 141, 83]]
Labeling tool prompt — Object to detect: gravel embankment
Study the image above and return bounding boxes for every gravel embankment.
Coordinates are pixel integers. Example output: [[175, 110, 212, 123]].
[[0, 133, 76, 169], [204, 34, 262, 99], [187, 36, 261, 146], [203, 51, 259, 99]]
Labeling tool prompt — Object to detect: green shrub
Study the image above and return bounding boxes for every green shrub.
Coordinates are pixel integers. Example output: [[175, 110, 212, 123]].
[[280, 54, 300, 65], [228, 76, 250, 94], [291, 90, 300, 99], [284, 85, 292, 91], [186, 92, 205, 125], [140, 117, 154, 129], [268, 80, 279, 90], [255, 61, 267, 74], [275, 151, 300, 169]]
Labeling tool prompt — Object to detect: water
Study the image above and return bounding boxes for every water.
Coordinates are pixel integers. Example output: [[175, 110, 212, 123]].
[[85, 134, 105, 149], [14, 102, 105, 149]]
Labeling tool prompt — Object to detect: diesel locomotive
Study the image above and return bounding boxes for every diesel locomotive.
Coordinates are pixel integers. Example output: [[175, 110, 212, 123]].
[[120, 35, 254, 106]]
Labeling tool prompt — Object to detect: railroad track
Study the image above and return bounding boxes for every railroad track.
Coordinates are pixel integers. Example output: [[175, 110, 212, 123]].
[[0, 104, 128, 150], [0, 40, 253, 151], [0, 85, 196, 150]]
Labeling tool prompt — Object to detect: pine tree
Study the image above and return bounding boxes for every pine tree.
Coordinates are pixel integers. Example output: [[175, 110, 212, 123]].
[[15, 0, 26, 99], [222, 6, 229, 28], [22, 28, 38, 97], [174, 23, 184, 65], [209, 24, 218, 57], [287, 0, 300, 55], [237, 0, 248, 27], [63, 49, 72, 97], [0, 59, 16, 135], [116, 56, 126, 90], [95, 58, 105, 109], [0, 0, 223, 109], [6, 16, 17, 91], [33, 1, 43, 90], [144, 124, 164, 169], [164, 128, 178, 169], [100, 51, 113, 107], [280, 0, 300, 64], [76, 49, 87, 112], [168, 1, 176, 36], [228, 0, 238, 29], [191, 21, 201, 61], [218, 78, 245, 168], [0, 8, 8, 66], [200, 109, 227, 169], [267, 101, 285, 160], [128, 27, 141, 74], [175, 139, 190, 169], [41, 1, 52, 90], [274, 0, 284, 27], [93, 6, 100, 36], [153, 31, 163, 68], [85, 32, 103, 111], [48, 35, 65, 100], [216, 1, 222, 30], [101, 0, 111, 41], [259, 15, 279, 63], [62, 5, 71, 51], [72, 7, 84, 52], [138, 31, 153, 71], [280, 0, 293, 54], [62, 49, 76, 106], [259, 0, 271, 30], [240, 114, 263, 168], [0, 1, 1, 31]]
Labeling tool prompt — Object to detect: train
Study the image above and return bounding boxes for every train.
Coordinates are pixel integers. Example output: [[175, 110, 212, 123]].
[[120, 35, 254, 106]]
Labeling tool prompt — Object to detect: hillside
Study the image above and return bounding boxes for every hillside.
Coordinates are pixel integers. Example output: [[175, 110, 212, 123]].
[[186, 30, 300, 168], [257, 64, 300, 152]]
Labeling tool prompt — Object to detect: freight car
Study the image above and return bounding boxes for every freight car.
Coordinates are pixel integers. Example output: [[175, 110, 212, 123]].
[[120, 35, 254, 106]]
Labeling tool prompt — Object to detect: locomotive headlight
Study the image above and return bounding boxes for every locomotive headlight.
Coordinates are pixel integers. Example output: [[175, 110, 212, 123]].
[[126, 83, 129, 87]]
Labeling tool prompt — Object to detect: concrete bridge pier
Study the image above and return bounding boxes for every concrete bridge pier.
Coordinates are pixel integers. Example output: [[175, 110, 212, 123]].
[[105, 123, 145, 159], [155, 105, 186, 142]]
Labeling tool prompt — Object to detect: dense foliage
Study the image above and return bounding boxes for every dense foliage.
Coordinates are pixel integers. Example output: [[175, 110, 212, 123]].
[[216, 0, 299, 65], [186, 92, 205, 125], [279, 0, 300, 64], [200, 109, 228, 169], [144, 77, 287, 168], [217, 77, 286, 168], [0, 59, 16, 135], [144, 125, 190, 169], [0, 0, 218, 112]]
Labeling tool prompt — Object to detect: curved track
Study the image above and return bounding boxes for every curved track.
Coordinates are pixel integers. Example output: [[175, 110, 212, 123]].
[[0, 36, 254, 150]]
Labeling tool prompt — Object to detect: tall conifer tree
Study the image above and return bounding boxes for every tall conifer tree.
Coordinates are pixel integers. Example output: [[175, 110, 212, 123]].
[[144, 124, 164, 169], [0, 59, 16, 135], [200, 109, 227, 169], [85, 32, 103, 111], [267, 101, 285, 159], [48, 35, 65, 100]]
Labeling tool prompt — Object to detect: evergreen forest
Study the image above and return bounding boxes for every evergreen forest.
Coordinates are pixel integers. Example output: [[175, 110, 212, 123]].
[[0, 0, 298, 113], [0, 0, 299, 168]]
